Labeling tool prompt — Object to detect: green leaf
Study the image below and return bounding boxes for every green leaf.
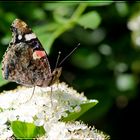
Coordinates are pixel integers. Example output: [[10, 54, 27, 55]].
[[11, 121, 45, 139], [33, 22, 60, 34], [77, 11, 101, 29], [62, 100, 98, 122]]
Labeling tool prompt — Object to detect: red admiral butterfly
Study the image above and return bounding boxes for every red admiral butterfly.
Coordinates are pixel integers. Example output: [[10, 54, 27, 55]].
[[1, 19, 62, 87]]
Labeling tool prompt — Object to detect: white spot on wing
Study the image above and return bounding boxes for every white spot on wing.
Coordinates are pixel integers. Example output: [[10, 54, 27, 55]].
[[25, 33, 36, 41], [18, 35, 22, 40]]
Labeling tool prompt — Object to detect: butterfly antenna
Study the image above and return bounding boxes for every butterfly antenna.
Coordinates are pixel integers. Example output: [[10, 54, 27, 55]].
[[58, 43, 80, 66], [55, 51, 61, 69]]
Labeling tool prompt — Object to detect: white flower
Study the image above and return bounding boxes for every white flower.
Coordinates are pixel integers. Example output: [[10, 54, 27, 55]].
[[0, 112, 8, 125], [0, 124, 13, 139], [42, 121, 109, 140], [45, 122, 67, 140], [0, 82, 108, 139]]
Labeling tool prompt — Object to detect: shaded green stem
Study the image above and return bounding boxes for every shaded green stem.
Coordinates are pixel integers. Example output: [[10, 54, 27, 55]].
[[46, 3, 88, 50]]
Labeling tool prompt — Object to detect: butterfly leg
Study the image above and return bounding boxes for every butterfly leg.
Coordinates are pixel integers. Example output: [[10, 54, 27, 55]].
[[30, 86, 36, 100], [24, 86, 36, 103], [50, 86, 53, 107]]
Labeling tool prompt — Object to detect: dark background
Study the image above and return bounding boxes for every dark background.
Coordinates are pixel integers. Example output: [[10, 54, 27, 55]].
[[0, 2, 140, 139]]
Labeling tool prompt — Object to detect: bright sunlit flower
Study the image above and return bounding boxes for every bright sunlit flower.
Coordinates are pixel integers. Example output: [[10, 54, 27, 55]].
[[0, 82, 109, 139]]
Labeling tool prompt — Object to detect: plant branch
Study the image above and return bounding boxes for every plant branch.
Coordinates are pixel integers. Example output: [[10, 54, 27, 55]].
[[46, 3, 88, 50]]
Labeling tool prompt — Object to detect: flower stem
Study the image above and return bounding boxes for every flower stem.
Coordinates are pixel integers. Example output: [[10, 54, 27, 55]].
[[46, 3, 88, 50]]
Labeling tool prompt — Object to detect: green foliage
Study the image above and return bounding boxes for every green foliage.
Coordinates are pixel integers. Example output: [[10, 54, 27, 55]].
[[62, 100, 98, 121], [11, 121, 45, 139], [77, 11, 101, 29]]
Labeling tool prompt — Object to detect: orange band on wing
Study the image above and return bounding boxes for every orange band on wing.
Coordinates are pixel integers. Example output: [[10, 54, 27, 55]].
[[33, 50, 46, 59]]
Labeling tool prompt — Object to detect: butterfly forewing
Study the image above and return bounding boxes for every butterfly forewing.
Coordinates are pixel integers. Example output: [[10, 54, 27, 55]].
[[2, 19, 61, 87]]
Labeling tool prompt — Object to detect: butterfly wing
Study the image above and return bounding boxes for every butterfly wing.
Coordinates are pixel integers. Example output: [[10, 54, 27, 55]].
[[2, 19, 52, 87]]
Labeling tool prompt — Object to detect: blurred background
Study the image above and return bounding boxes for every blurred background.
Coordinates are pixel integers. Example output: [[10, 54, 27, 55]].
[[0, 2, 140, 140]]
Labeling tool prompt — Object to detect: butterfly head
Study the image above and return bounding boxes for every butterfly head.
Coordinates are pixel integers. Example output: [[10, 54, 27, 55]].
[[49, 67, 62, 86]]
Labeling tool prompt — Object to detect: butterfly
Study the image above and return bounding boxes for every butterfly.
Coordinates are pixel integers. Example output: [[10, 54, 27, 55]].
[[1, 19, 62, 87]]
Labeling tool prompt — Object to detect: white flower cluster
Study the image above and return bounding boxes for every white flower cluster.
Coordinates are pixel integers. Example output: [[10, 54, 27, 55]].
[[40, 121, 109, 140], [0, 82, 108, 139]]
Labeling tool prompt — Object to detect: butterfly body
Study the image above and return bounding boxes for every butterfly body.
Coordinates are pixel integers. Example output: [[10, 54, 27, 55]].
[[2, 19, 62, 87]]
